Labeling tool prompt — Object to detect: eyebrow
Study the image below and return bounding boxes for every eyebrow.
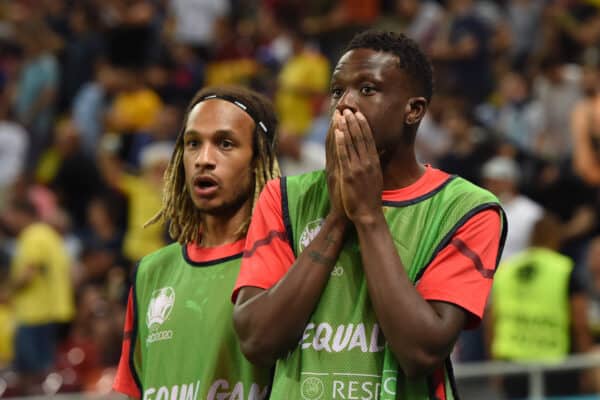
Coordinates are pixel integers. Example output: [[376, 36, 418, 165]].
[[183, 128, 237, 137], [331, 71, 383, 84]]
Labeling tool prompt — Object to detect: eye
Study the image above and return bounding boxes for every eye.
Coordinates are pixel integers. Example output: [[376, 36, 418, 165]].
[[360, 86, 376, 95], [331, 87, 343, 99], [185, 139, 199, 149], [220, 139, 234, 150]]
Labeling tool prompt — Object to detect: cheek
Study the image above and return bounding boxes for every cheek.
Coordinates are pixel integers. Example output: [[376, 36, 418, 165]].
[[231, 165, 253, 186], [363, 110, 386, 138], [223, 155, 254, 189]]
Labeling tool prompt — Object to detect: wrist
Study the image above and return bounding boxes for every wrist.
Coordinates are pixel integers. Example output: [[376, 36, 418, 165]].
[[352, 210, 386, 229], [325, 211, 350, 231]]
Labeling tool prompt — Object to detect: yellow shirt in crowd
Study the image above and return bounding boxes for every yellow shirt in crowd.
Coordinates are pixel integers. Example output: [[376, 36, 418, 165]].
[[117, 173, 166, 262], [110, 89, 163, 132], [275, 51, 330, 136], [205, 58, 258, 86], [0, 305, 14, 365], [10, 223, 74, 325]]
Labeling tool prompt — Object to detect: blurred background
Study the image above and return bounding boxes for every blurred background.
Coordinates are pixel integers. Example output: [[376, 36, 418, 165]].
[[2, 0, 600, 398]]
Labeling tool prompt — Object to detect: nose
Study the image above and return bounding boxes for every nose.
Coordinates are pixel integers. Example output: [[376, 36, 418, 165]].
[[335, 90, 358, 113], [195, 143, 216, 170]]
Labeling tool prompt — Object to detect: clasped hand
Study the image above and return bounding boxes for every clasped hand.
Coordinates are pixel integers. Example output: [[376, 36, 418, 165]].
[[325, 109, 383, 224]]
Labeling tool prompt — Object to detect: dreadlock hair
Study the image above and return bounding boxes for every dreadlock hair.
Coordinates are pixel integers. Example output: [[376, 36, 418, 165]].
[[344, 30, 434, 102], [146, 85, 280, 245]]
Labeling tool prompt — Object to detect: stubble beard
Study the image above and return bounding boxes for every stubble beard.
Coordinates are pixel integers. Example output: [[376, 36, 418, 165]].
[[195, 185, 253, 220]]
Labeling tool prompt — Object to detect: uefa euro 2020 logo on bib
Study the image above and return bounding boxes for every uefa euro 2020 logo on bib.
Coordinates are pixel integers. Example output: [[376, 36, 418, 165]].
[[299, 219, 324, 252], [147, 287, 175, 331]]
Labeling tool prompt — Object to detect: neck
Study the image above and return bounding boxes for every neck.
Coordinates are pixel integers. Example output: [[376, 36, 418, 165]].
[[380, 145, 425, 190], [199, 201, 252, 247]]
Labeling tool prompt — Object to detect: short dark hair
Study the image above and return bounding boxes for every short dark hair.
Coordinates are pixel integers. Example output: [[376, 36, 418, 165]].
[[344, 30, 434, 102]]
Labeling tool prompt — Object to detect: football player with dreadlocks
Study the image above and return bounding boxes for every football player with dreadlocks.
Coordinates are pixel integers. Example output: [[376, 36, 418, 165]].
[[113, 85, 279, 399]]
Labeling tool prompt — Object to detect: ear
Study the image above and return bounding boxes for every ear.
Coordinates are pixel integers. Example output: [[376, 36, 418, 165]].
[[404, 97, 428, 126]]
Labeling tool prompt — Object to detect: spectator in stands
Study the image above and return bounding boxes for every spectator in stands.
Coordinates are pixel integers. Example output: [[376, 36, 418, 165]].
[[274, 24, 329, 175], [165, 0, 231, 61], [12, 21, 61, 170], [544, 1, 600, 64], [482, 156, 544, 261], [105, 66, 163, 135], [0, 86, 28, 209], [505, 0, 545, 69], [430, 0, 494, 106], [102, 0, 158, 69], [71, 62, 120, 157], [571, 65, 600, 186], [414, 93, 451, 165], [490, 213, 591, 398], [492, 70, 546, 156], [143, 36, 204, 107], [436, 103, 496, 185], [376, 0, 444, 53], [99, 140, 172, 266], [59, 3, 104, 111], [533, 57, 582, 161], [275, 25, 329, 140], [47, 117, 105, 233], [124, 103, 181, 170], [0, 198, 75, 395], [77, 195, 125, 289]]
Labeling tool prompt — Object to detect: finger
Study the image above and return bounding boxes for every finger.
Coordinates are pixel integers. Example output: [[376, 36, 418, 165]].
[[329, 109, 341, 132], [343, 110, 365, 156], [326, 110, 341, 161], [338, 114, 357, 166], [355, 111, 377, 158], [340, 110, 360, 161], [335, 128, 352, 168], [343, 109, 365, 159]]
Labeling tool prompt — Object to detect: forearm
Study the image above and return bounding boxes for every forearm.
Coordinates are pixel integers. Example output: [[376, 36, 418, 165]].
[[355, 214, 462, 377], [233, 213, 348, 366]]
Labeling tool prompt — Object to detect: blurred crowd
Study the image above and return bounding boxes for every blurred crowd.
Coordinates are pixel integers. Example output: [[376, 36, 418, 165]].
[[2, 0, 600, 397]]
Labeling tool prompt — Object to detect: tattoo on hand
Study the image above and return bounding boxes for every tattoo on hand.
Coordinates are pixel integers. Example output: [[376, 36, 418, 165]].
[[308, 251, 335, 266]]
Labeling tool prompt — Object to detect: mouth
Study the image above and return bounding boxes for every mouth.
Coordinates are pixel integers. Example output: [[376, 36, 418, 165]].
[[192, 175, 219, 197]]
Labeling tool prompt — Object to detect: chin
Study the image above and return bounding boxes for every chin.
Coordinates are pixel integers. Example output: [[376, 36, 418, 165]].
[[198, 204, 219, 213], [191, 197, 218, 211]]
